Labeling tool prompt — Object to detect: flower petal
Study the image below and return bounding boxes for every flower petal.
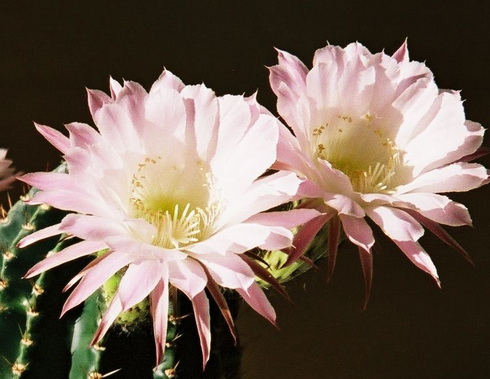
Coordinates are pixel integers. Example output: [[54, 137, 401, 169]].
[[18, 223, 62, 248], [60, 214, 126, 241], [339, 215, 374, 251], [91, 259, 161, 344], [220, 171, 303, 226], [191, 253, 255, 290], [190, 291, 211, 368], [395, 193, 472, 226], [367, 205, 424, 242], [20, 172, 80, 193], [167, 258, 207, 299], [34, 123, 70, 154], [189, 222, 294, 255], [398, 162, 489, 194], [62, 252, 133, 315], [212, 113, 279, 197], [393, 240, 440, 286], [150, 275, 169, 365], [358, 247, 373, 310], [244, 208, 322, 229], [24, 240, 107, 278], [284, 213, 332, 266], [235, 282, 276, 325]]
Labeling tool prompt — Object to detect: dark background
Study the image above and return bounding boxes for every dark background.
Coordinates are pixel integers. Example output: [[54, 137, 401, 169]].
[[1, 1, 489, 378]]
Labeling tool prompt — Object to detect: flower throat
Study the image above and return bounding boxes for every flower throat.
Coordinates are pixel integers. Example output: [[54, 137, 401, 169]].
[[129, 156, 219, 249], [312, 114, 403, 193]]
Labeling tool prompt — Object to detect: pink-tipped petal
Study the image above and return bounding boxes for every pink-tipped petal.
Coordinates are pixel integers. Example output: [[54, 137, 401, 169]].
[[393, 240, 440, 286], [203, 270, 237, 342], [396, 193, 472, 226], [192, 253, 255, 290], [191, 291, 212, 368], [180, 84, 219, 161], [167, 258, 207, 299], [269, 48, 309, 132], [339, 215, 374, 252], [109, 77, 123, 98], [18, 223, 62, 248], [188, 222, 291, 256], [325, 193, 365, 218], [20, 172, 78, 193], [87, 88, 113, 118], [221, 171, 303, 226], [235, 282, 276, 326], [405, 209, 473, 264], [399, 162, 489, 194], [91, 259, 161, 345], [113, 259, 161, 310], [29, 190, 108, 216], [63, 254, 108, 292], [65, 122, 100, 148], [358, 247, 373, 310], [150, 69, 185, 93], [60, 214, 125, 241], [150, 275, 169, 365], [327, 215, 341, 282], [25, 240, 106, 278], [91, 297, 123, 346], [367, 206, 424, 242], [241, 255, 289, 300], [392, 39, 409, 63], [245, 208, 322, 229], [284, 213, 331, 266], [34, 123, 70, 154], [62, 252, 132, 316]]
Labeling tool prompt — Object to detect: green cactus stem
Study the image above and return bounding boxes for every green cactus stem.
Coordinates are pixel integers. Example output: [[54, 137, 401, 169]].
[[69, 290, 107, 379], [12, 237, 86, 379], [0, 188, 68, 377]]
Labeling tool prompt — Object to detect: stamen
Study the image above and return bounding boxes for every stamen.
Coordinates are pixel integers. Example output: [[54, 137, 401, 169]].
[[312, 113, 403, 194], [128, 156, 221, 249]]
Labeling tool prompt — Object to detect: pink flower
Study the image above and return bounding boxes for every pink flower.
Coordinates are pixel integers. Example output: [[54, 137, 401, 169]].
[[19, 70, 319, 367], [0, 149, 17, 191], [269, 42, 489, 304]]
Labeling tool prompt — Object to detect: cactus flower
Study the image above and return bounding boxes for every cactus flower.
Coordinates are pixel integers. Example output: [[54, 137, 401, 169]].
[[18, 70, 319, 367], [0, 149, 17, 191], [269, 42, 489, 302]]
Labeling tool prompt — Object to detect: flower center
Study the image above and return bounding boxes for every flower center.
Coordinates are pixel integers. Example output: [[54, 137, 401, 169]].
[[312, 113, 403, 193], [129, 156, 220, 249]]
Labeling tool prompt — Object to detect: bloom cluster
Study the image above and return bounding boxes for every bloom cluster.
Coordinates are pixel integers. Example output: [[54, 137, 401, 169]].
[[11, 42, 488, 367]]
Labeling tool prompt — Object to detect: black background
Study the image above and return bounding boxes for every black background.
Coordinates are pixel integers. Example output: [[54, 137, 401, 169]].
[[1, 1, 489, 378]]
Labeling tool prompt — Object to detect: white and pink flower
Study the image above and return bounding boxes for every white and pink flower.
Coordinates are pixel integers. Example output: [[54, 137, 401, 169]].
[[19, 70, 319, 367], [0, 149, 17, 191], [270, 42, 489, 304]]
